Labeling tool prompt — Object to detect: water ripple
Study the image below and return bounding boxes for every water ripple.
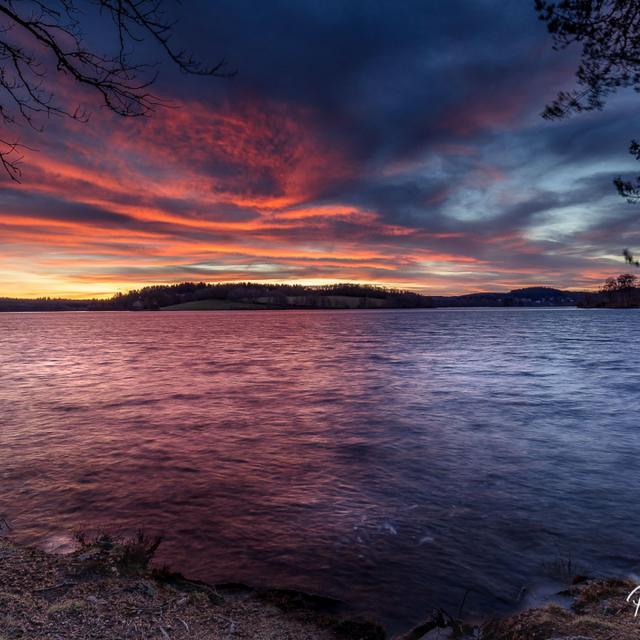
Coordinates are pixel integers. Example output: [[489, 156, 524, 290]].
[[1, 308, 639, 631]]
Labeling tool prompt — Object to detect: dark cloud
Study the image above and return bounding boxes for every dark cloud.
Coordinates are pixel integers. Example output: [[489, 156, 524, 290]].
[[2, 0, 639, 296]]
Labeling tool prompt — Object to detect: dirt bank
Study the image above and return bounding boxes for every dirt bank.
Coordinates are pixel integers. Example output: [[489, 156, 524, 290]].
[[481, 577, 639, 640], [1, 535, 638, 639], [0, 536, 384, 640]]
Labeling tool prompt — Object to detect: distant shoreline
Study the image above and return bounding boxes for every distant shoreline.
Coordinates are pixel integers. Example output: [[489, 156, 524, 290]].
[[0, 305, 590, 314], [1, 283, 589, 312]]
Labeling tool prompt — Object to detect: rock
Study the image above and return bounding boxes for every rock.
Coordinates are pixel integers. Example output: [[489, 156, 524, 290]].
[[395, 609, 462, 640]]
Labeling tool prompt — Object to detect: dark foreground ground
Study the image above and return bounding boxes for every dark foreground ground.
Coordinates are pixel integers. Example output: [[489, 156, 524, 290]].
[[0, 536, 385, 640], [0, 536, 638, 639]]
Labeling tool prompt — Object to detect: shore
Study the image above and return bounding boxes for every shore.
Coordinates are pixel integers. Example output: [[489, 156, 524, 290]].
[[0, 535, 385, 640], [1, 535, 638, 639]]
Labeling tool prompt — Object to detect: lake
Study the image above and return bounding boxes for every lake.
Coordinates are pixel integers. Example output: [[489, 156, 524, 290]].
[[1, 308, 639, 631]]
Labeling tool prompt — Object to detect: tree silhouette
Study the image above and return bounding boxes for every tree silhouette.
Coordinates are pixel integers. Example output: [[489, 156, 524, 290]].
[[0, 0, 231, 181], [536, 1, 640, 201]]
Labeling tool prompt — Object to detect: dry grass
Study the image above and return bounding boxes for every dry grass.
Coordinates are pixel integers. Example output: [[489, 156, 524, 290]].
[[73, 530, 163, 573], [482, 578, 640, 640], [3, 535, 639, 640], [0, 537, 384, 640]]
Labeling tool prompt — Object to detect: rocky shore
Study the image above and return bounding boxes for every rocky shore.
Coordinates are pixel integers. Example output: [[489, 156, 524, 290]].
[[1, 534, 638, 639], [480, 576, 639, 640]]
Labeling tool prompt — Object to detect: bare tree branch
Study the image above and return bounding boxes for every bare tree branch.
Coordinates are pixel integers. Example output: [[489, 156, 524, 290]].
[[537, 0, 640, 119], [0, 0, 232, 181], [537, 1, 640, 206]]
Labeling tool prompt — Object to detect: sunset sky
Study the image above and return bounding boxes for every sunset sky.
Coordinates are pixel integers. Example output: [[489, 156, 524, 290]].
[[1, 1, 639, 299]]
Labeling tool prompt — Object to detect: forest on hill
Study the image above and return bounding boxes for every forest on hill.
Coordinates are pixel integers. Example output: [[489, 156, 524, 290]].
[[0, 283, 435, 312], [432, 287, 584, 307], [0, 283, 608, 312]]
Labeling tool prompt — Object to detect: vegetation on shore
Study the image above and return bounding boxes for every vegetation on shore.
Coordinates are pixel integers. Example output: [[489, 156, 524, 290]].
[[1, 534, 638, 639], [578, 273, 640, 308], [482, 577, 639, 640], [0, 534, 384, 640]]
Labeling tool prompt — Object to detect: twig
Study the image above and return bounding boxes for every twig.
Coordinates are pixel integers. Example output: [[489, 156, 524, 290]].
[[457, 588, 471, 618], [177, 617, 189, 632], [33, 581, 77, 593]]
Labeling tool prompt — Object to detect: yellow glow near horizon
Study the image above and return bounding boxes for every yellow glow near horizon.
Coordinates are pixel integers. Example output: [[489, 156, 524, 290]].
[[0, 92, 623, 302]]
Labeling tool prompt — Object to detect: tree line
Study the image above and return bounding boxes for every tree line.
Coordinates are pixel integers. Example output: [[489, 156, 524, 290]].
[[0, 282, 435, 312], [578, 273, 640, 308]]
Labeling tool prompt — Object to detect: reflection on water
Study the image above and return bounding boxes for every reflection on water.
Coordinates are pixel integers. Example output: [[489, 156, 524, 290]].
[[1, 308, 640, 630]]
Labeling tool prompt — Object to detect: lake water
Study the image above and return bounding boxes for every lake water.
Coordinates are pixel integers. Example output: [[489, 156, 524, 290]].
[[1, 308, 640, 630]]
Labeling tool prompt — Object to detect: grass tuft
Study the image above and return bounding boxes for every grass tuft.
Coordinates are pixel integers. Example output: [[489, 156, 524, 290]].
[[115, 530, 163, 571], [47, 599, 86, 616], [73, 529, 163, 574]]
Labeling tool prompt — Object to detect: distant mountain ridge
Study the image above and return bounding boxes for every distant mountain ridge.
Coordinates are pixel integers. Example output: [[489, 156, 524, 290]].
[[433, 286, 585, 307], [0, 284, 589, 312]]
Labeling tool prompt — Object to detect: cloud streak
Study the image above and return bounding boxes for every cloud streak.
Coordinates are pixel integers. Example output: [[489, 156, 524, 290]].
[[0, 1, 636, 298]]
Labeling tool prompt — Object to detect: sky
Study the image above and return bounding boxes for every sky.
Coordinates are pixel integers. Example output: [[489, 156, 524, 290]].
[[1, 0, 640, 298]]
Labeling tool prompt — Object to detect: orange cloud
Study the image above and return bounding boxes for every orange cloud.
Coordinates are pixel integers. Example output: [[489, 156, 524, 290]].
[[0, 88, 622, 298]]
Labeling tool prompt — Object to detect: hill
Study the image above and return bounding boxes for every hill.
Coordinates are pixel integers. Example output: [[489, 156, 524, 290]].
[[433, 286, 584, 307], [0, 283, 435, 312], [0, 284, 598, 312], [105, 282, 435, 311]]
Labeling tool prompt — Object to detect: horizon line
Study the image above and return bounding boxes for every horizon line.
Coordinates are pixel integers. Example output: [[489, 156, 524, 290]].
[[0, 279, 602, 301]]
